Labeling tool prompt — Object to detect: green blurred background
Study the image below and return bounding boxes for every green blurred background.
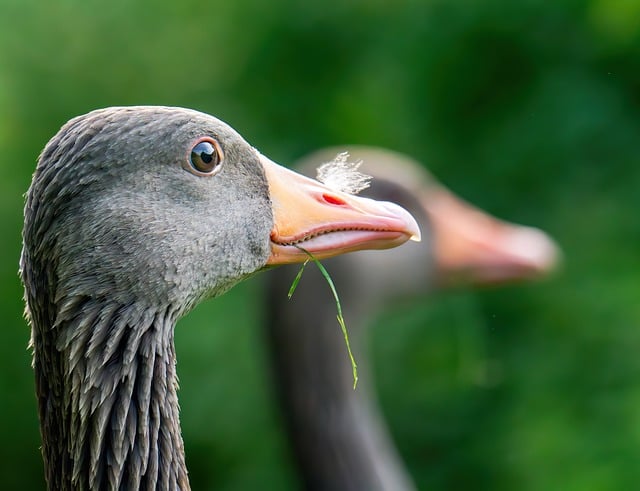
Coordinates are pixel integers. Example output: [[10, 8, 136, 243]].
[[1, 0, 639, 489]]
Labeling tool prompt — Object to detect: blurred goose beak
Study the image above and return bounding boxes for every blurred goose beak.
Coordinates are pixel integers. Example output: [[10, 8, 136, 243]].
[[425, 188, 560, 285]]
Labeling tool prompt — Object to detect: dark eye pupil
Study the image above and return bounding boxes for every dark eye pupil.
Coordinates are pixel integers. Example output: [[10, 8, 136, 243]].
[[190, 141, 219, 173], [193, 142, 214, 162]]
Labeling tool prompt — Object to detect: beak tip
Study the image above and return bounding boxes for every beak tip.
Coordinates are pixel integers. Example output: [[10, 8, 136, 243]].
[[378, 200, 422, 244], [506, 225, 562, 275], [404, 214, 422, 244]]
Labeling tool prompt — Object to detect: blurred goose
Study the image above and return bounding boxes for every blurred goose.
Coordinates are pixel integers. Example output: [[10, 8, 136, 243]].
[[20, 110, 420, 491], [265, 146, 559, 491]]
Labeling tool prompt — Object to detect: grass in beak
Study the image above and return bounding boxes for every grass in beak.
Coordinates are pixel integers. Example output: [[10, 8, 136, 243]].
[[288, 246, 358, 389]]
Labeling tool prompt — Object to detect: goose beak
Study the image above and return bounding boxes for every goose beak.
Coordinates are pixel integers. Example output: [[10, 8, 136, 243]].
[[425, 188, 560, 285], [260, 154, 421, 265]]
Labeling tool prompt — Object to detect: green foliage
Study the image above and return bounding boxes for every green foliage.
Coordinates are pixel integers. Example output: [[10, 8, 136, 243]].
[[1, 0, 639, 489]]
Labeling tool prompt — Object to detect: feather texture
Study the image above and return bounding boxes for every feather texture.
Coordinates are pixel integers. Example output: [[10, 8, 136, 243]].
[[315, 152, 372, 195]]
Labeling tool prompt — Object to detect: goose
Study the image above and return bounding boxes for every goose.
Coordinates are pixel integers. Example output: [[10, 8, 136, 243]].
[[265, 146, 559, 491], [19, 109, 421, 491]]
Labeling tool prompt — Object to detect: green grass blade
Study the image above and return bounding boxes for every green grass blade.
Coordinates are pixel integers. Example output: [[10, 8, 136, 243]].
[[289, 246, 358, 389], [310, 256, 358, 389], [287, 258, 309, 299]]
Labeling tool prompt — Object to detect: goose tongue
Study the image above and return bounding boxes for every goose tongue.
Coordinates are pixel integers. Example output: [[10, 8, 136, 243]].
[[260, 154, 421, 265]]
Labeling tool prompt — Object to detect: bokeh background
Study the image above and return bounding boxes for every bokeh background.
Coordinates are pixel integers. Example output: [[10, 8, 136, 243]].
[[1, 0, 639, 489]]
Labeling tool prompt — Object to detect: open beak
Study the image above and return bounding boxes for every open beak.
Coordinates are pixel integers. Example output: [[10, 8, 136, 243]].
[[425, 188, 560, 285], [260, 154, 421, 265]]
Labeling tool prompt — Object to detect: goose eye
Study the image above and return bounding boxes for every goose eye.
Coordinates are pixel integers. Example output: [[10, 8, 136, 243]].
[[187, 138, 223, 176]]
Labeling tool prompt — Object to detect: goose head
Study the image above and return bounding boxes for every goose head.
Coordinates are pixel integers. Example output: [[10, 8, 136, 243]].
[[20, 107, 420, 490]]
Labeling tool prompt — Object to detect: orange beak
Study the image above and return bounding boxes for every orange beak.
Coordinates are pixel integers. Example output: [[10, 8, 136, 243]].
[[425, 187, 560, 286], [260, 154, 421, 265]]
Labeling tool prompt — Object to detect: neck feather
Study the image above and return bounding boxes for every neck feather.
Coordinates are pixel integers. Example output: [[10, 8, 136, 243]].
[[31, 296, 190, 490]]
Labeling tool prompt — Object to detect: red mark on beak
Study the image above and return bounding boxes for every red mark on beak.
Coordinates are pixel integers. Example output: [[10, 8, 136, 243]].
[[322, 193, 347, 206]]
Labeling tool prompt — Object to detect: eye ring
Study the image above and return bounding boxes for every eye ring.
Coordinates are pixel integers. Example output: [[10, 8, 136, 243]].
[[185, 137, 224, 176]]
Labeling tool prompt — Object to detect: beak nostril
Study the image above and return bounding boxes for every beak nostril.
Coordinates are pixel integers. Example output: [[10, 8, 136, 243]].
[[322, 193, 347, 206]]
